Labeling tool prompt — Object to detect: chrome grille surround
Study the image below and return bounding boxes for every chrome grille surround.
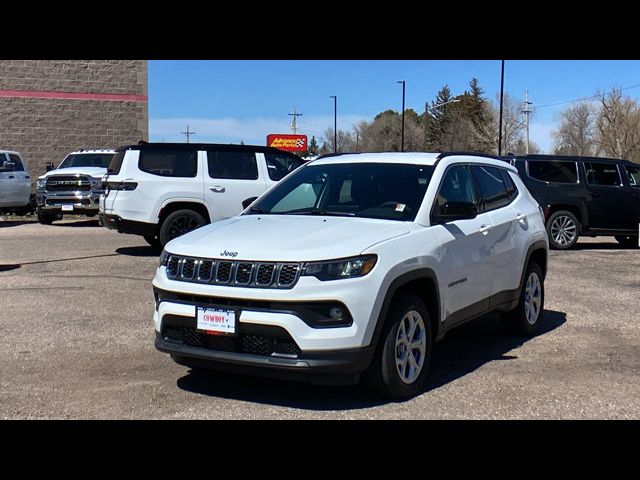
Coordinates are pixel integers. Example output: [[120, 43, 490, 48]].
[[165, 255, 302, 289]]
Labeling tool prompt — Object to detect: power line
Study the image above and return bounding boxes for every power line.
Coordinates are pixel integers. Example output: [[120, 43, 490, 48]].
[[534, 82, 640, 110]]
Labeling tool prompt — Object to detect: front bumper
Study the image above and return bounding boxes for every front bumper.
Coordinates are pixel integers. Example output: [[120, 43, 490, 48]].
[[36, 191, 101, 214], [100, 213, 157, 237]]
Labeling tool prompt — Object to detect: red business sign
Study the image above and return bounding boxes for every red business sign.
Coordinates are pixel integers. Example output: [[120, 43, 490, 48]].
[[267, 134, 307, 152]]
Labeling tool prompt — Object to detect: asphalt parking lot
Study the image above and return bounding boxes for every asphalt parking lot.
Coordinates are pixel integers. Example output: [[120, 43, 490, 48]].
[[1, 218, 639, 419]]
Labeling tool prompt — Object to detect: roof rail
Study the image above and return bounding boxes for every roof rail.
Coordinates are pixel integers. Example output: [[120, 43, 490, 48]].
[[316, 152, 362, 160], [436, 151, 503, 162]]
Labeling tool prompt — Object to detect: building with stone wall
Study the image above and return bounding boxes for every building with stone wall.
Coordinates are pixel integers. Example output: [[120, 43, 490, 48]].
[[0, 60, 148, 178]]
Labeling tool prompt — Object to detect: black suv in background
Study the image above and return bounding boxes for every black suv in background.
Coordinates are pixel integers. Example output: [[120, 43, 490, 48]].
[[503, 154, 640, 249]]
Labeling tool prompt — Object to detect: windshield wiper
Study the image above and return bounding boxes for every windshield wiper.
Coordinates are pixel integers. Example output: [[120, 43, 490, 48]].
[[284, 209, 356, 217]]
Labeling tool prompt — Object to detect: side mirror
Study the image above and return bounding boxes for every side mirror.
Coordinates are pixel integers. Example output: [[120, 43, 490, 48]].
[[2, 160, 15, 171], [431, 201, 478, 223], [46, 162, 55, 172], [242, 197, 258, 210]]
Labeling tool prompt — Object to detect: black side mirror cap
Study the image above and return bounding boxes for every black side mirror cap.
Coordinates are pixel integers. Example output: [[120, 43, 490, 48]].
[[431, 201, 478, 224], [242, 197, 258, 210], [2, 161, 15, 171], [45, 162, 55, 172]]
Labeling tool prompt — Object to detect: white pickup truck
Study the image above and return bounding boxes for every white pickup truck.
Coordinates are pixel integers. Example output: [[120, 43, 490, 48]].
[[0, 150, 33, 213], [35, 149, 114, 224]]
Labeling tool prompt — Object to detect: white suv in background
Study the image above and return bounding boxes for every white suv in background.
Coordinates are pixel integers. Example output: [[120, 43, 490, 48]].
[[152, 152, 549, 399], [35, 149, 115, 224], [0, 150, 32, 212], [100, 142, 305, 247]]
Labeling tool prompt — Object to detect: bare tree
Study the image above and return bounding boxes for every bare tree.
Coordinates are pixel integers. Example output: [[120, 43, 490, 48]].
[[494, 93, 528, 155], [353, 110, 423, 152], [319, 127, 356, 154], [552, 101, 597, 156], [595, 88, 640, 162]]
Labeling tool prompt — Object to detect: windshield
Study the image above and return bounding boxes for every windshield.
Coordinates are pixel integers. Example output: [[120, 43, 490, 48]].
[[247, 162, 435, 221], [58, 153, 114, 169]]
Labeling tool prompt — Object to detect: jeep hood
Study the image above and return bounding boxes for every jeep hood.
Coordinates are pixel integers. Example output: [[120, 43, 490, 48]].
[[39, 167, 107, 179], [165, 215, 411, 261]]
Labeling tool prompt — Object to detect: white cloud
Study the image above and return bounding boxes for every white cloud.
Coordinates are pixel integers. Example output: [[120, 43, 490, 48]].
[[150, 114, 368, 145]]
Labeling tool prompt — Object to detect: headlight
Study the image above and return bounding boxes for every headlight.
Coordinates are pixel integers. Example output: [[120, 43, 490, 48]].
[[302, 255, 377, 281], [36, 179, 46, 189], [159, 249, 170, 267]]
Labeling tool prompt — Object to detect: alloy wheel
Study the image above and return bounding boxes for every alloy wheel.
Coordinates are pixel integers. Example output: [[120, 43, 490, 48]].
[[395, 310, 427, 384]]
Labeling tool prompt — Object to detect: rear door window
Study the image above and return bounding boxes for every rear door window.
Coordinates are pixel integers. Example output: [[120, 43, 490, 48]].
[[625, 165, 640, 187], [472, 165, 513, 211], [584, 162, 622, 186], [207, 150, 258, 180], [264, 152, 304, 181], [527, 161, 578, 183], [139, 150, 197, 177]]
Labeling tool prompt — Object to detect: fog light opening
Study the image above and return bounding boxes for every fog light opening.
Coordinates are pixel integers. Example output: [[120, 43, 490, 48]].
[[329, 306, 345, 322]]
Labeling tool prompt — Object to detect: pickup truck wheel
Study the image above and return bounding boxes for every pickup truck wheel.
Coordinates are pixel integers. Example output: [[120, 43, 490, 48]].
[[144, 235, 161, 248], [158, 209, 206, 246], [614, 235, 639, 249], [37, 211, 55, 225], [503, 262, 545, 336], [364, 293, 432, 400], [546, 210, 579, 249]]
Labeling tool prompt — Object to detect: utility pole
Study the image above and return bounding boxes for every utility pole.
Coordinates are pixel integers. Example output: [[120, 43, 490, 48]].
[[522, 89, 533, 155], [498, 60, 505, 155], [182, 124, 196, 143], [329, 96, 337, 153], [398, 80, 406, 152], [356, 130, 359, 152], [288, 107, 303, 134]]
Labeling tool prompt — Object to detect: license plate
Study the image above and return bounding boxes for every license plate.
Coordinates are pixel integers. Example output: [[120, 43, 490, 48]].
[[61, 205, 74, 211], [196, 307, 236, 335]]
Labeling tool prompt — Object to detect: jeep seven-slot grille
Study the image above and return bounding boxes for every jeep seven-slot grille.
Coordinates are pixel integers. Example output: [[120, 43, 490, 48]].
[[165, 255, 302, 289]]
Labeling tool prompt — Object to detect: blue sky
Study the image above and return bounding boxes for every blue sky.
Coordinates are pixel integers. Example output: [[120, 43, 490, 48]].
[[148, 60, 640, 152]]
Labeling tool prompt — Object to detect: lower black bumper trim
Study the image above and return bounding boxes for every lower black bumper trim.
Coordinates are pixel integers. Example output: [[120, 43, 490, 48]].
[[100, 213, 157, 237], [155, 331, 374, 385]]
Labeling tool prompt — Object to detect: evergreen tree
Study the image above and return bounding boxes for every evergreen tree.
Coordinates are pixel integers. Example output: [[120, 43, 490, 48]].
[[308, 135, 319, 156]]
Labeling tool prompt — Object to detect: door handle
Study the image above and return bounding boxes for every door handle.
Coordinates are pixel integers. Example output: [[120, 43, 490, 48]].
[[516, 213, 527, 221], [479, 224, 492, 235], [8, 175, 14, 179], [25, 176, 30, 179], [209, 186, 225, 193]]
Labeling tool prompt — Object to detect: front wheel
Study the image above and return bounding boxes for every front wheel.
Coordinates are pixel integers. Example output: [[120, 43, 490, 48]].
[[546, 210, 580, 250], [158, 209, 207, 246], [364, 293, 432, 399], [503, 263, 545, 336], [37, 211, 55, 225], [615, 235, 639, 249]]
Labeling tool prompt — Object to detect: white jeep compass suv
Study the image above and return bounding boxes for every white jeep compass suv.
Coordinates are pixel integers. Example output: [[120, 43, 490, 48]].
[[100, 142, 305, 247], [152, 152, 549, 399]]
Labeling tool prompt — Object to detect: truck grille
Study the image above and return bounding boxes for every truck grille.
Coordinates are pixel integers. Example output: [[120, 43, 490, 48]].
[[165, 255, 302, 289], [45, 175, 92, 192]]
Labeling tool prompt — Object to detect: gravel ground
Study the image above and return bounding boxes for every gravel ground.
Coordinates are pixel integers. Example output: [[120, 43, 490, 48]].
[[1, 218, 639, 419]]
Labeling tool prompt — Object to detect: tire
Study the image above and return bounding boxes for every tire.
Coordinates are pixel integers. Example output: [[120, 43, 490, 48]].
[[158, 209, 207, 247], [37, 211, 55, 225], [546, 210, 580, 250], [503, 262, 545, 336], [364, 293, 433, 400], [144, 234, 162, 248], [614, 235, 639, 249]]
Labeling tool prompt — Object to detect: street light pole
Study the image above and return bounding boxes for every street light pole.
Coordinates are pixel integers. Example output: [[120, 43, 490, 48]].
[[398, 81, 406, 152], [498, 60, 505, 156], [330, 95, 337, 153]]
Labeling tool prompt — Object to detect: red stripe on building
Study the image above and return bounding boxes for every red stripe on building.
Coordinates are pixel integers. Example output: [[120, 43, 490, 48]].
[[0, 89, 148, 102]]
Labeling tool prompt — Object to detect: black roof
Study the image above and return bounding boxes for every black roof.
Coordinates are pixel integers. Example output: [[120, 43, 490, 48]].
[[503, 153, 634, 165], [115, 141, 299, 155]]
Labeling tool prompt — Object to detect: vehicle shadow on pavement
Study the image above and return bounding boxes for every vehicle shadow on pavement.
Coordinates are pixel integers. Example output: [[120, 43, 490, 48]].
[[54, 219, 101, 227], [573, 242, 635, 251], [0, 220, 36, 227], [116, 246, 161, 257], [175, 309, 567, 410]]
